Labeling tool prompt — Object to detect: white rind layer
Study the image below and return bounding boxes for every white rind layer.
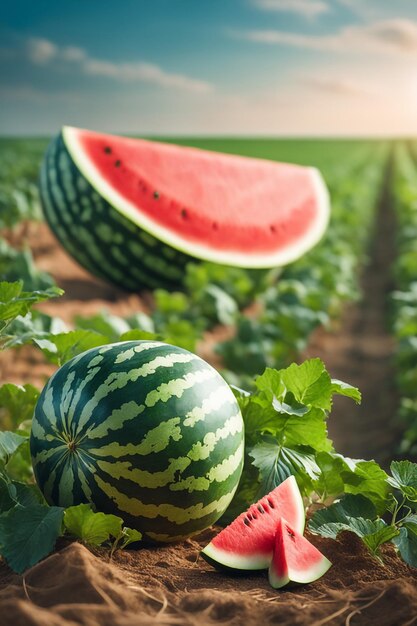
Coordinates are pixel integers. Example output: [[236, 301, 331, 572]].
[[268, 567, 290, 589], [286, 475, 306, 535], [288, 555, 332, 584], [62, 126, 330, 269], [202, 543, 272, 570]]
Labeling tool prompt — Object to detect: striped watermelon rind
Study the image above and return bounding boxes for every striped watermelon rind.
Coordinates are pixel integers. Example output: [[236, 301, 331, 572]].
[[30, 341, 244, 542], [40, 134, 187, 291], [39, 127, 330, 292]]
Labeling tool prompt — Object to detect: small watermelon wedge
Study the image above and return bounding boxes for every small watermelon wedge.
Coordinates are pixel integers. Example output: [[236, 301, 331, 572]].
[[268, 518, 331, 588], [40, 127, 330, 291], [201, 476, 304, 570]]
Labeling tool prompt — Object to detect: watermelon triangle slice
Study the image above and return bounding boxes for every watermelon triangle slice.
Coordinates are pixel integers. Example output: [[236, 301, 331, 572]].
[[61, 127, 330, 269], [201, 476, 305, 570], [268, 518, 332, 589]]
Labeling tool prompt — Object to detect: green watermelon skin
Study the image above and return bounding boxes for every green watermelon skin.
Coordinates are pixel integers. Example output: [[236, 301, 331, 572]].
[[30, 341, 244, 542], [39, 128, 329, 292], [40, 133, 189, 291]]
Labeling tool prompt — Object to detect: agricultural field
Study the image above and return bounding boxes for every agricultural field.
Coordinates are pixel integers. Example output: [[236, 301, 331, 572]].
[[1, 133, 417, 626]]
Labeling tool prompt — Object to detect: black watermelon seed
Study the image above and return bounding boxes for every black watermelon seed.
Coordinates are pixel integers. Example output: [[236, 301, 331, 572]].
[[181, 209, 188, 219], [287, 528, 295, 540], [257, 504, 265, 513], [267, 498, 275, 508], [104, 146, 112, 154], [243, 518, 251, 526], [115, 160, 121, 167], [153, 191, 160, 199]]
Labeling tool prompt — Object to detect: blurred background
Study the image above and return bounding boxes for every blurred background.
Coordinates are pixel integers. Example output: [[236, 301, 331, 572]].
[[2, 0, 417, 137]]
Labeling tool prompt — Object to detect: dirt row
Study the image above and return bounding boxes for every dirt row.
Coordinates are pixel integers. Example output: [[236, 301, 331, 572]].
[[305, 156, 402, 468]]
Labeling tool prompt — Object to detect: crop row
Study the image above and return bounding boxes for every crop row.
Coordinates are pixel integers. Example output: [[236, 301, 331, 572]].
[[391, 144, 417, 455]]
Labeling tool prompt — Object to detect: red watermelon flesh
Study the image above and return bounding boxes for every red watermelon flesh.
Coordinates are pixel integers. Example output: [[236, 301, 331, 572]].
[[269, 518, 331, 588], [63, 127, 330, 268], [201, 476, 305, 570]]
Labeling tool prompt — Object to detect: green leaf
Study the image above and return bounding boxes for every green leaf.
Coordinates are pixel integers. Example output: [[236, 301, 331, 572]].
[[1, 246, 55, 292], [230, 384, 251, 400], [64, 503, 123, 546], [388, 460, 417, 501], [5, 439, 33, 482], [204, 284, 238, 325], [74, 310, 130, 341], [0, 310, 67, 350], [0, 504, 64, 573], [250, 435, 319, 496], [394, 523, 417, 568], [313, 452, 350, 499], [255, 368, 286, 400], [120, 527, 142, 548], [35, 330, 110, 365], [125, 311, 155, 334], [272, 394, 309, 417], [309, 494, 377, 533], [0, 476, 43, 514], [341, 460, 390, 515], [243, 397, 330, 451], [309, 493, 389, 557], [0, 432, 27, 465], [0, 474, 16, 513], [0, 281, 63, 335], [361, 523, 399, 555], [12, 482, 45, 507], [0, 383, 40, 430], [280, 359, 332, 408], [119, 329, 160, 342], [331, 379, 362, 403]]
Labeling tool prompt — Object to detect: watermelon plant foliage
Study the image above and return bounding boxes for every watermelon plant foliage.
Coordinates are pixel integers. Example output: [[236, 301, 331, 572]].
[[0, 138, 415, 571], [0, 285, 416, 571], [391, 145, 417, 456]]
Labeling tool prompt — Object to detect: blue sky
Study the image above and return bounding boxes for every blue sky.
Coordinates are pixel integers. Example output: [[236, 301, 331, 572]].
[[2, 0, 417, 136]]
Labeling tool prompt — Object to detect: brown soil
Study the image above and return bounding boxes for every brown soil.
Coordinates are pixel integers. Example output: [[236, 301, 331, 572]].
[[0, 531, 416, 626], [304, 158, 402, 468]]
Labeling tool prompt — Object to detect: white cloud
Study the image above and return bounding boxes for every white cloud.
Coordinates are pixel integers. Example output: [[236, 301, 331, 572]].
[[61, 46, 87, 62], [27, 38, 57, 64], [302, 76, 369, 96], [251, 0, 329, 18], [368, 19, 417, 51], [238, 18, 417, 55], [83, 58, 211, 93], [25, 37, 212, 94]]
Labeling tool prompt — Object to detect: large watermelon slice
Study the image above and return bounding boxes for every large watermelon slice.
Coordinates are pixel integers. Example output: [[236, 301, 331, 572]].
[[201, 476, 305, 570], [40, 127, 330, 291], [268, 518, 331, 588]]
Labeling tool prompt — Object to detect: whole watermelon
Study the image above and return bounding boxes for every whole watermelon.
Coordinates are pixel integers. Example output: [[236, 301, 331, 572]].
[[30, 341, 244, 542]]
